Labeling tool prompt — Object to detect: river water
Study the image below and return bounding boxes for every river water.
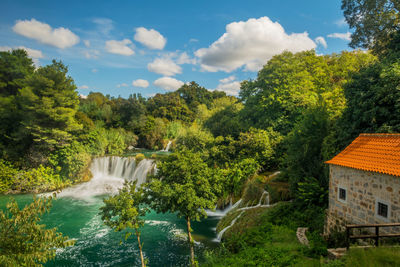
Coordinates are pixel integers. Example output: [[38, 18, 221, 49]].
[[0, 156, 220, 267]]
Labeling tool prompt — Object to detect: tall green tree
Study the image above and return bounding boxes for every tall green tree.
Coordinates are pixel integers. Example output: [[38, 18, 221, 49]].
[[0, 196, 74, 266], [100, 181, 149, 267], [336, 55, 400, 148], [239, 50, 374, 135], [342, 0, 400, 54], [283, 105, 330, 195], [18, 60, 82, 153], [0, 49, 35, 159], [145, 150, 222, 266]]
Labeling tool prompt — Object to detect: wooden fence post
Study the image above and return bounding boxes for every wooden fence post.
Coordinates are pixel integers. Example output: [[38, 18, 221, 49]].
[[375, 226, 379, 247]]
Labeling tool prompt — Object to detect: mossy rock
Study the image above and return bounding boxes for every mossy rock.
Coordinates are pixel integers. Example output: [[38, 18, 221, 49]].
[[135, 153, 145, 162]]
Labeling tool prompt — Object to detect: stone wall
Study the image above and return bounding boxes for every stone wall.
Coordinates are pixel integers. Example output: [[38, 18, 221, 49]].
[[325, 165, 400, 235]]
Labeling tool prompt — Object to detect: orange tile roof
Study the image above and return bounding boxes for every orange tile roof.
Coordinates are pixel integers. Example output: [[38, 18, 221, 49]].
[[326, 134, 400, 177]]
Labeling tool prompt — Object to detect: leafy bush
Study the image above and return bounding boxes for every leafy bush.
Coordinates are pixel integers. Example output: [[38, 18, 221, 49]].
[[296, 177, 328, 208], [0, 160, 19, 193], [49, 141, 91, 182], [0, 160, 67, 193]]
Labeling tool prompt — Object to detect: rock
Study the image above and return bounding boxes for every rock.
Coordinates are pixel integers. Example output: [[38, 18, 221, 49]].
[[327, 248, 347, 259], [296, 227, 309, 246]]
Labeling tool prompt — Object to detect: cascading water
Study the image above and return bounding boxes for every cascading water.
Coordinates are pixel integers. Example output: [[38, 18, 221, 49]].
[[161, 140, 172, 152], [0, 155, 221, 266], [58, 156, 155, 199], [215, 191, 271, 241]]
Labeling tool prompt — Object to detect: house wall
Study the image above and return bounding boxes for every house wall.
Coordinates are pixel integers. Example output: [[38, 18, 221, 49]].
[[325, 165, 400, 235]]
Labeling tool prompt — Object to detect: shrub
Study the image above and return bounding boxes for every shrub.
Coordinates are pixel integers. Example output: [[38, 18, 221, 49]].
[[135, 153, 145, 162], [0, 160, 19, 193], [49, 141, 91, 182]]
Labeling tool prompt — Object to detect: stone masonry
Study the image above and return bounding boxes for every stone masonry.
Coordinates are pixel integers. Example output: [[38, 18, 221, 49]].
[[325, 165, 400, 235]]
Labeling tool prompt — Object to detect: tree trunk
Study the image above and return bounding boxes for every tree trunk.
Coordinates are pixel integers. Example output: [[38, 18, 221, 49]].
[[136, 230, 145, 267], [186, 217, 195, 266]]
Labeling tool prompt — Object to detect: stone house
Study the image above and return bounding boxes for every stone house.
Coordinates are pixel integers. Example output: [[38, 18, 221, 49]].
[[325, 133, 400, 235]]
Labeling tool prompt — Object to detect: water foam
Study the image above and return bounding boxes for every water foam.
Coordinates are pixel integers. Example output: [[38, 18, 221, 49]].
[[58, 156, 154, 199]]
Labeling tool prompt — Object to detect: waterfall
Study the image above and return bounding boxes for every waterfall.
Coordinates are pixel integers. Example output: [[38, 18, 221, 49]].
[[206, 199, 242, 217], [161, 140, 172, 152], [58, 156, 154, 199], [215, 191, 271, 241], [216, 211, 245, 241]]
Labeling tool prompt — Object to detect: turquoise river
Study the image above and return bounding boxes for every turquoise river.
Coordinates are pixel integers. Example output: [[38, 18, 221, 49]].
[[0, 156, 223, 267]]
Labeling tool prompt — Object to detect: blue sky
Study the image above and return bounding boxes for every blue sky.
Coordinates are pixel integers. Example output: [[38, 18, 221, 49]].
[[0, 0, 352, 98]]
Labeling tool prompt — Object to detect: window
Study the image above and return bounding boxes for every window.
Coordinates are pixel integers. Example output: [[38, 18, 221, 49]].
[[377, 202, 388, 218], [339, 188, 346, 201], [375, 199, 390, 221]]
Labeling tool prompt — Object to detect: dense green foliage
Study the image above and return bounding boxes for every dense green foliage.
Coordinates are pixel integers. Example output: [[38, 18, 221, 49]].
[[2, 2, 400, 264], [342, 0, 399, 54], [100, 181, 149, 267], [0, 196, 74, 266], [145, 149, 223, 266], [202, 202, 326, 267]]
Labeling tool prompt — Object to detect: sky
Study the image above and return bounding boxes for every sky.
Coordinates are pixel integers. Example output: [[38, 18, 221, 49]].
[[0, 0, 353, 98]]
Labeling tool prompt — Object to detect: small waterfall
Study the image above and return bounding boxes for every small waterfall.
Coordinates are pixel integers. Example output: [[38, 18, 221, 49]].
[[216, 211, 245, 241], [161, 140, 172, 152], [59, 156, 154, 199], [237, 190, 270, 211], [215, 191, 271, 241], [206, 199, 242, 217]]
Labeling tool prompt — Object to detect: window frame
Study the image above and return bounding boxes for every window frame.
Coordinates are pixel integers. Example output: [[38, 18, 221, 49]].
[[337, 186, 347, 203], [375, 198, 391, 221]]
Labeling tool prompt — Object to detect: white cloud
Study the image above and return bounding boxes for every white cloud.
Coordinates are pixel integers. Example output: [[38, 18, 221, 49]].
[[92, 18, 114, 36], [132, 79, 149, 88], [148, 57, 182, 76], [335, 18, 347, 27], [0, 46, 44, 65], [83, 40, 90, 47], [315, 36, 327, 48], [84, 50, 100, 59], [153, 77, 184, 91], [134, 27, 166, 50], [195, 17, 316, 72], [105, 39, 134, 56], [189, 38, 198, 43], [117, 83, 128, 88], [327, 32, 351, 41], [13, 19, 79, 49], [176, 52, 196, 64], [79, 85, 89, 89], [219, 75, 236, 84], [216, 81, 241, 96], [79, 94, 87, 99]]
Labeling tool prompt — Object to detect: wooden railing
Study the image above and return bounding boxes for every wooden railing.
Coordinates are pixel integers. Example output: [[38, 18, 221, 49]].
[[346, 223, 400, 250]]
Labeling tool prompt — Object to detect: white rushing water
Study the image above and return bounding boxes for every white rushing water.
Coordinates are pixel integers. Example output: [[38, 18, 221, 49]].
[[206, 199, 243, 217], [58, 156, 155, 199], [215, 191, 271, 241], [161, 140, 172, 152]]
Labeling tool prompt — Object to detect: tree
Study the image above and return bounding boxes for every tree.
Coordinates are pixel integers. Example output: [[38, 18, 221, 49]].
[[19, 60, 82, 153], [204, 103, 243, 138], [221, 158, 259, 198], [0, 49, 35, 159], [0, 196, 74, 266], [145, 150, 222, 266], [236, 128, 282, 171], [100, 181, 149, 267], [342, 0, 400, 54], [239, 50, 375, 135], [283, 105, 330, 195], [336, 55, 400, 148]]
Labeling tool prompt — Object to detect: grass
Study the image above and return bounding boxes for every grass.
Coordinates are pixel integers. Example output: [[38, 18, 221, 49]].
[[329, 247, 400, 267]]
